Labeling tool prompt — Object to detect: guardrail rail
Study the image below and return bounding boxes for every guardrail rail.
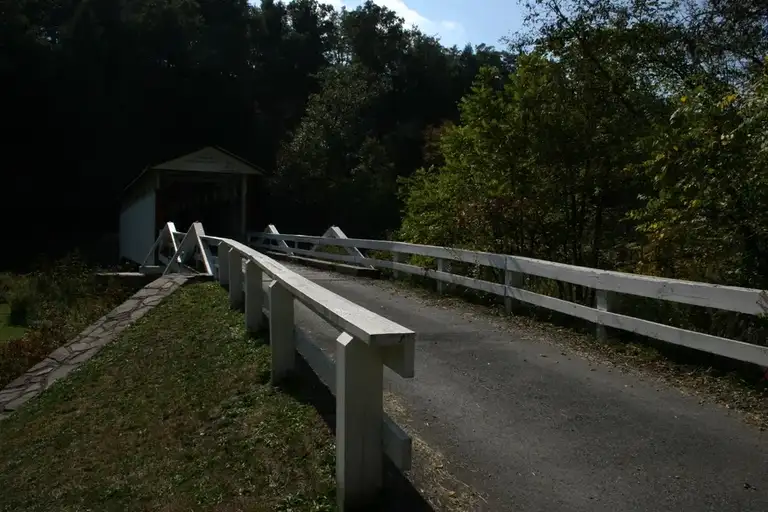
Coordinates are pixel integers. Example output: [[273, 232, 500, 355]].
[[250, 224, 768, 369]]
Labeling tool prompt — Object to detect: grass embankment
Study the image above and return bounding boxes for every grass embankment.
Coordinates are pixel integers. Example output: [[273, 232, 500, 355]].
[[0, 257, 134, 387], [0, 282, 335, 512]]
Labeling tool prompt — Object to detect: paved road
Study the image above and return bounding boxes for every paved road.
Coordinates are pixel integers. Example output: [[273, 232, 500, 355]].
[[281, 263, 768, 512]]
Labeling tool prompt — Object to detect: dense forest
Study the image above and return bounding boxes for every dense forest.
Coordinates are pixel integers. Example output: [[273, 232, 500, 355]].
[[0, 0, 512, 267], [2, 0, 767, 295]]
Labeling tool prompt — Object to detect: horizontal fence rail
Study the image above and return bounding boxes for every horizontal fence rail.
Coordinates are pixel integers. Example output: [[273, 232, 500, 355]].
[[250, 225, 768, 369], [141, 221, 416, 511]]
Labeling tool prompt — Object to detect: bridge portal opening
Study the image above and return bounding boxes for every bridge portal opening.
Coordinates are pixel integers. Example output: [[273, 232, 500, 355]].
[[119, 146, 263, 265]]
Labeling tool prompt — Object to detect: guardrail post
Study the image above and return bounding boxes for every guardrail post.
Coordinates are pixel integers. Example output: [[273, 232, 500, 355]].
[[504, 270, 524, 314], [265, 224, 294, 255], [218, 245, 230, 286], [436, 258, 450, 294], [392, 252, 407, 279], [269, 281, 295, 383], [229, 249, 244, 309], [313, 225, 373, 269], [245, 261, 263, 333], [595, 289, 612, 342], [336, 332, 383, 510]]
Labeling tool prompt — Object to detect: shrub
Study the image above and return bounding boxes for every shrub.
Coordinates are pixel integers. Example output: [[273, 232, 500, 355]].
[[0, 272, 14, 303], [6, 276, 35, 326]]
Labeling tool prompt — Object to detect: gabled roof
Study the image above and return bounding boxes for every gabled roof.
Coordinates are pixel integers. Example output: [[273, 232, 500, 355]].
[[123, 146, 263, 195], [151, 146, 263, 175]]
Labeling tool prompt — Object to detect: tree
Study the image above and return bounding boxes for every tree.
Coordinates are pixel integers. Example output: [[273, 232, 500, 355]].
[[630, 77, 768, 287], [273, 63, 394, 235], [271, 1, 513, 236], [400, 0, 768, 294]]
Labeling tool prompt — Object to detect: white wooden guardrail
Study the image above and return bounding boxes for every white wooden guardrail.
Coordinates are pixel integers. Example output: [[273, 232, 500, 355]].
[[141, 222, 416, 511], [250, 225, 768, 368]]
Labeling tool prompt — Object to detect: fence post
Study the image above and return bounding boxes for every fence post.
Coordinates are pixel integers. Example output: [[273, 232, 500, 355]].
[[595, 289, 612, 342], [436, 258, 450, 294], [219, 245, 230, 286], [392, 252, 407, 280], [245, 261, 263, 334], [336, 332, 383, 511], [269, 281, 295, 383], [229, 249, 244, 309], [504, 270, 524, 314]]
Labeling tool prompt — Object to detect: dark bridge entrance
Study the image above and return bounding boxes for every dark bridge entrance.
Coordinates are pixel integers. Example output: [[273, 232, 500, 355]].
[[119, 146, 263, 265]]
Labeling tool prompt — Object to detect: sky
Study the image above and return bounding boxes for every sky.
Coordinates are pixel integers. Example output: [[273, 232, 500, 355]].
[[322, 0, 527, 49]]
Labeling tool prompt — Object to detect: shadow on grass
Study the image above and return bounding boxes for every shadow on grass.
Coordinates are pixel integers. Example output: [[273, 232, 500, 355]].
[[278, 355, 435, 512]]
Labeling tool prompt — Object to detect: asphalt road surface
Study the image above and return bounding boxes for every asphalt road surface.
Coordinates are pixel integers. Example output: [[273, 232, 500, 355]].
[[279, 263, 768, 512]]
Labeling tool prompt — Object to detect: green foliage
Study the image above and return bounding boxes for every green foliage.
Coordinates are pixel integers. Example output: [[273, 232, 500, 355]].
[[5, 254, 98, 328], [401, 50, 652, 277], [6, 277, 34, 327], [398, 165, 465, 248], [6, 0, 768, 319], [274, 63, 395, 235], [0, 273, 13, 303], [398, 0, 768, 347], [268, 2, 515, 236], [629, 76, 768, 287], [3, 0, 516, 261], [401, 0, 768, 281]]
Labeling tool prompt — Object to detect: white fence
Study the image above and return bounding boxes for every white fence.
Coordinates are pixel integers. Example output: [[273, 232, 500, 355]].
[[141, 222, 416, 511], [250, 225, 768, 368]]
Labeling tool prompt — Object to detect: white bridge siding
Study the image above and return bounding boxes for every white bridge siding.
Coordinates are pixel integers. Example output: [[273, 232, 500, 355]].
[[119, 189, 156, 264]]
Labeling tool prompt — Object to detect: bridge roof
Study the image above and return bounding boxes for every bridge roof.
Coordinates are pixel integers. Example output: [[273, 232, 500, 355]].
[[122, 146, 263, 197], [150, 146, 263, 176]]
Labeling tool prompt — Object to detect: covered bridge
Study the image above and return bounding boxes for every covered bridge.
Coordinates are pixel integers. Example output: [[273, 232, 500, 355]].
[[119, 146, 263, 265]]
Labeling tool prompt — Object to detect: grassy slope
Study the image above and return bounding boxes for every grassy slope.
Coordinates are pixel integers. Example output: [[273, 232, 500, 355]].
[[0, 282, 335, 512], [0, 303, 26, 342]]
